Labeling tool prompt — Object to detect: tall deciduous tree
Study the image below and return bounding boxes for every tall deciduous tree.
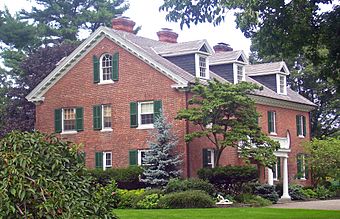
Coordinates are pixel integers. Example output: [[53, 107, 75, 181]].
[[0, 43, 78, 137], [142, 111, 182, 187], [176, 80, 280, 167]]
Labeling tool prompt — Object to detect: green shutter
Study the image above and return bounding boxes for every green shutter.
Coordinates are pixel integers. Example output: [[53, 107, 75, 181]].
[[129, 150, 138, 166], [76, 107, 84, 131], [130, 102, 138, 128], [296, 115, 301, 136], [93, 105, 102, 130], [302, 116, 307, 137], [203, 149, 209, 168], [112, 52, 119, 81], [305, 155, 309, 179], [297, 154, 302, 179], [267, 111, 273, 133], [93, 55, 100, 83], [54, 109, 62, 133], [153, 100, 162, 121], [277, 157, 281, 179], [95, 152, 103, 169]]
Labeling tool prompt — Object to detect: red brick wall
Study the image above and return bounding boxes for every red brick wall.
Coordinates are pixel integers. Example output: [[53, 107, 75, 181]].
[[35, 37, 189, 176]]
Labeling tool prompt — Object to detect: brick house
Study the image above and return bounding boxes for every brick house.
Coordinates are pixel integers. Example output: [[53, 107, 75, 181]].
[[27, 17, 315, 199]]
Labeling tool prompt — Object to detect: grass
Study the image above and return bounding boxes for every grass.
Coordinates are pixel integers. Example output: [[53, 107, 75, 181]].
[[115, 208, 340, 219]]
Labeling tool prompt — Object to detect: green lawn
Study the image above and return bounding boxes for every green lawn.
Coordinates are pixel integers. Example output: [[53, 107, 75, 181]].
[[115, 208, 340, 219]]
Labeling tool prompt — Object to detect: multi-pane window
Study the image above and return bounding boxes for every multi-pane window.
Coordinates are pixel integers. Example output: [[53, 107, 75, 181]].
[[101, 54, 112, 81], [203, 148, 215, 168], [272, 157, 280, 180], [140, 102, 154, 125], [103, 105, 112, 129], [297, 154, 308, 180], [296, 115, 306, 137], [63, 108, 76, 131], [138, 150, 150, 166], [199, 56, 207, 78], [268, 111, 276, 134], [237, 65, 244, 82], [279, 75, 285, 94], [105, 152, 112, 169]]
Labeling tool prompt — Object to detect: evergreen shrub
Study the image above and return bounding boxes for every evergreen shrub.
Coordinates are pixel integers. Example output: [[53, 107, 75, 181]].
[[158, 190, 215, 208], [254, 184, 279, 203], [197, 165, 258, 194], [235, 194, 272, 207], [164, 178, 215, 196]]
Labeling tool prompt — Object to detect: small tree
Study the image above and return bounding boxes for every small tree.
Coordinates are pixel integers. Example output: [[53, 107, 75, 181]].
[[304, 137, 340, 187], [176, 79, 280, 167], [142, 111, 182, 187]]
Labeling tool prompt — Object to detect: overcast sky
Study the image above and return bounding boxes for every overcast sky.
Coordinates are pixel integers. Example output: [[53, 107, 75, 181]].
[[0, 0, 252, 54]]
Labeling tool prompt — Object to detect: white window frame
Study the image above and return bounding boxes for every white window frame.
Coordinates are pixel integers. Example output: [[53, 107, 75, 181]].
[[299, 154, 306, 180], [195, 53, 209, 79], [101, 105, 113, 132], [137, 149, 150, 166], [272, 157, 279, 181], [99, 53, 114, 84], [276, 74, 287, 95], [269, 111, 277, 135], [233, 63, 245, 84], [61, 108, 77, 134], [137, 101, 154, 129], [297, 115, 305, 138], [207, 149, 215, 168], [103, 151, 112, 170]]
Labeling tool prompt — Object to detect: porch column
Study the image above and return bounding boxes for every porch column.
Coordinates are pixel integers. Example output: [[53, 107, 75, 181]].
[[281, 156, 291, 199], [267, 168, 274, 186]]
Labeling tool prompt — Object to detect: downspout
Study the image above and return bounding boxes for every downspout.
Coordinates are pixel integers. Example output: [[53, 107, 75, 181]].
[[185, 91, 191, 178]]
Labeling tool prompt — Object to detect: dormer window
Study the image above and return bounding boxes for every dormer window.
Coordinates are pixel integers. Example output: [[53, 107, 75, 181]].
[[277, 74, 287, 95], [233, 64, 245, 84], [100, 54, 113, 82], [195, 54, 209, 79]]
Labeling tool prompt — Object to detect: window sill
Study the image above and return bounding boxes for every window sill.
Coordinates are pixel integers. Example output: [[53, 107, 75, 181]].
[[298, 135, 305, 139], [136, 125, 154, 130], [98, 80, 114, 85], [299, 178, 307, 181], [61, 131, 77, 135], [101, 128, 113, 132], [269, 132, 277, 136]]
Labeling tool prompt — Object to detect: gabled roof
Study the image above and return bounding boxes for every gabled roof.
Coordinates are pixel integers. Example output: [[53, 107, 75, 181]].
[[246, 61, 290, 76], [153, 40, 213, 57], [209, 50, 248, 65], [26, 27, 196, 102]]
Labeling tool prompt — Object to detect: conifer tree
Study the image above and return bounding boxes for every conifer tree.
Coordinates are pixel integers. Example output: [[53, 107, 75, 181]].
[[142, 111, 182, 187]]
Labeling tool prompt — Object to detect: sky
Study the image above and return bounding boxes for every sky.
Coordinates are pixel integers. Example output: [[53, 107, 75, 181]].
[[0, 0, 252, 54]]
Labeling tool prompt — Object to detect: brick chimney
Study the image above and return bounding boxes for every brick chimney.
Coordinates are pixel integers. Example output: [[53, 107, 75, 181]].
[[157, 28, 178, 43], [213, 43, 233, 53], [112, 16, 135, 33]]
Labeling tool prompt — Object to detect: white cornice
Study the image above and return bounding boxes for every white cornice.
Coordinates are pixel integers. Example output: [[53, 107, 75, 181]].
[[26, 27, 189, 102], [250, 94, 315, 112]]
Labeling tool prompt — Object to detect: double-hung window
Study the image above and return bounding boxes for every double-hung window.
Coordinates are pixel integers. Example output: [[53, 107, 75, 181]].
[[297, 154, 308, 180], [276, 74, 287, 95], [296, 115, 306, 137], [130, 100, 162, 129], [195, 54, 209, 79], [272, 157, 281, 180], [100, 54, 113, 82], [203, 148, 215, 168], [95, 151, 112, 170], [93, 104, 112, 131], [54, 107, 83, 133], [128, 149, 150, 166], [63, 108, 76, 131], [237, 65, 244, 82], [267, 111, 277, 135]]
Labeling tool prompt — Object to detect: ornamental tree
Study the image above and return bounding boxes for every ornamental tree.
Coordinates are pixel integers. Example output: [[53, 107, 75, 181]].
[[0, 131, 116, 218], [142, 111, 182, 187], [304, 137, 340, 187], [176, 79, 279, 167]]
